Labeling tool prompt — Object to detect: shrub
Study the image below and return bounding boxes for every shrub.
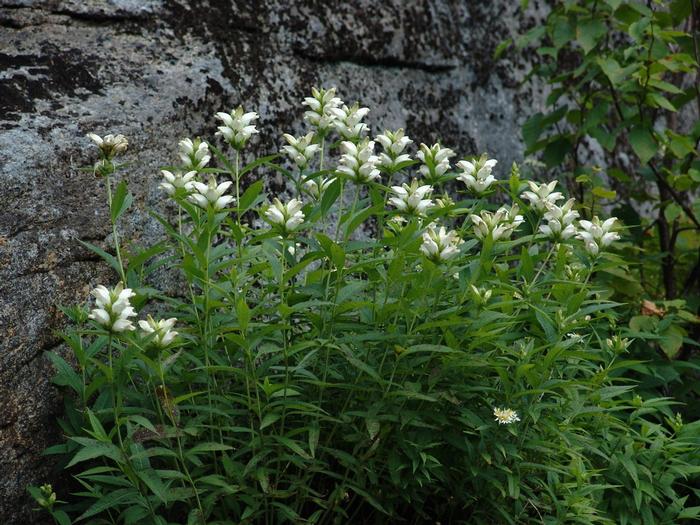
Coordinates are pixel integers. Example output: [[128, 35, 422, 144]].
[[32, 87, 699, 524]]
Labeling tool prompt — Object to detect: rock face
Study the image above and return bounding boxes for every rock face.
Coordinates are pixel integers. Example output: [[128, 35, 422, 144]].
[[0, 0, 544, 522]]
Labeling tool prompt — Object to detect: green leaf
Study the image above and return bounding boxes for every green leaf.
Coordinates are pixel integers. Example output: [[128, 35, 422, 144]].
[[238, 180, 264, 214], [576, 18, 607, 54], [592, 187, 617, 199], [78, 240, 122, 276], [47, 351, 83, 395], [76, 488, 138, 521], [647, 92, 677, 112], [664, 203, 683, 223], [628, 127, 658, 164], [236, 298, 250, 332], [598, 57, 625, 85], [110, 180, 133, 222], [67, 438, 124, 467], [543, 137, 572, 167]]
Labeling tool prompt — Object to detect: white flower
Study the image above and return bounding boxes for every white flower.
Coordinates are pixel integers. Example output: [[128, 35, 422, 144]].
[[139, 315, 178, 347], [386, 215, 407, 234], [388, 179, 434, 216], [539, 198, 579, 240], [265, 198, 305, 232], [188, 175, 235, 210], [303, 176, 334, 200], [493, 407, 520, 425], [336, 139, 381, 184], [376, 129, 413, 171], [178, 138, 210, 171], [303, 86, 343, 135], [281, 132, 320, 170], [329, 102, 370, 141], [470, 204, 524, 241], [420, 224, 463, 262], [215, 107, 259, 149], [88, 283, 136, 332], [577, 216, 620, 255], [87, 133, 128, 158], [159, 170, 196, 196], [521, 180, 564, 212], [456, 156, 497, 194], [416, 143, 455, 183], [470, 284, 493, 305]]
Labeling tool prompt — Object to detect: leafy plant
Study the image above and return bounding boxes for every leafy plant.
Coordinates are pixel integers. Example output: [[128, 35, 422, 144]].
[[31, 87, 699, 524], [509, 0, 700, 417]]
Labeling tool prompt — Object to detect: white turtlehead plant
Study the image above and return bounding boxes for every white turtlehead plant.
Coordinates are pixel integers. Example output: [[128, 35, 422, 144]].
[[159, 170, 196, 196], [88, 283, 137, 332], [303, 86, 342, 136], [470, 204, 524, 242], [376, 129, 413, 172], [388, 179, 434, 216], [329, 102, 370, 141], [178, 138, 210, 171], [265, 198, 305, 233], [420, 224, 463, 263], [303, 176, 334, 200], [539, 198, 579, 240], [215, 107, 259, 150], [336, 139, 381, 184], [188, 175, 235, 210], [456, 156, 497, 194], [139, 315, 178, 347], [520, 180, 564, 212], [281, 132, 320, 170], [416, 143, 455, 183], [577, 216, 620, 256], [87, 133, 128, 159]]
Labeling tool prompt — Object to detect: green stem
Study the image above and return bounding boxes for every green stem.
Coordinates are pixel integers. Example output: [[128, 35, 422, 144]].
[[105, 173, 127, 284]]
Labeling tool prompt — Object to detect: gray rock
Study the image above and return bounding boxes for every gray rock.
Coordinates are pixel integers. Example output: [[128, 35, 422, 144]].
[[0, 0, 545, 521]]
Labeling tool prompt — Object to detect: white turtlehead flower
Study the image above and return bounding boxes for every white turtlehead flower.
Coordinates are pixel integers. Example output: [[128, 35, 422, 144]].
[[388, 179, 434, 216], [577, 216, 620, 255], [88, 283, 136, 332], [139, 315, 178, 347], [539, 198, 579, 240], [215, 107, 259, 150], [281, 132, 320, 170], [329, 102, 370, 141], [470, 284, 493, 305], [420, 224, 463, 263], [470, 204, 524, 242], [456, 156, 498, 194], [178, 138, 210, 171], [336, 139, 381, 184], [493, 407, 520, 425], [188, 175, 234, 210], [87, 133, 128, 159], [159, 170, 196, 196], [303, 176, 334, 200], [521, 180, 564, 212], [376, 129, 413, 171], [303, 86, 343, 135], [265, 198, 305, 233], [416, 143, 455, 183]]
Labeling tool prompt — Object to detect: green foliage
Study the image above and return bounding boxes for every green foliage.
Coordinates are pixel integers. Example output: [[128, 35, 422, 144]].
[[33, 92, 700, 524], [509, 0, 700, 417]]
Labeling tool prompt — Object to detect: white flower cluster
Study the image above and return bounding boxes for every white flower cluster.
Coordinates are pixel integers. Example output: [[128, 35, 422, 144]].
[[577, 217, 620, 256], [265, 198, 305, 233], [470, 204, 524, 242], [420, 224, 463, 262], [87, 133, 128, 159], [281, 132, 320, 170], [88, 283, 136, 332], [178, 138, 210, 171], [330, 103, 370, 141], [215, 107, 259, 150], [376, 129, 413, 172], [416, 143, 454, 183], [457, 156, 497, 194], [139, 315, 178, 347], [336, 139, 381, 184], [303, 176, 334, 200], [188, 175, 235, 210], [388, 179, 434, 216], [539, 198, 579, 241], [159, 170, 196, 196], [520, 180, 563, 211], [493, 407, 520, 425], [303, 87, 342, 136]]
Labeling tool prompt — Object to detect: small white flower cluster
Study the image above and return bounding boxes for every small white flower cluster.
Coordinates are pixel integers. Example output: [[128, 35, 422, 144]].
[[88, 283, 179, 344], [265, 198, 305, 233], [303, 176, 334, 200], [577, 217, 620, 256], [215, 107, 259, 150], [388, 179, 434, 216], [376, 129, 413, 172], [336, 139, 381, 184], [159, 170, 196, 196], [303, 87, 343, 136], [470, 204, 524, 242], [178, 138, 210, 171], [493, 407, 520, 425], [87, 133, 128, 159], [281, 132, 321, 170], [420, 224, 463, 263], [416, 143, 455, 183], [329, 103, 370, 141], [88, 283, 136, 332], [539, 198, 579, 241], [457, 156, 497, 194], [520, 180, 563, 211], [188, 176, 235, 211]]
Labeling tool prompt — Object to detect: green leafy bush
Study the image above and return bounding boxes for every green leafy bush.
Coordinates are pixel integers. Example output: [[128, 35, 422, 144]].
[[509, 0, 700, 416], [33, 88, 699, 524]]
